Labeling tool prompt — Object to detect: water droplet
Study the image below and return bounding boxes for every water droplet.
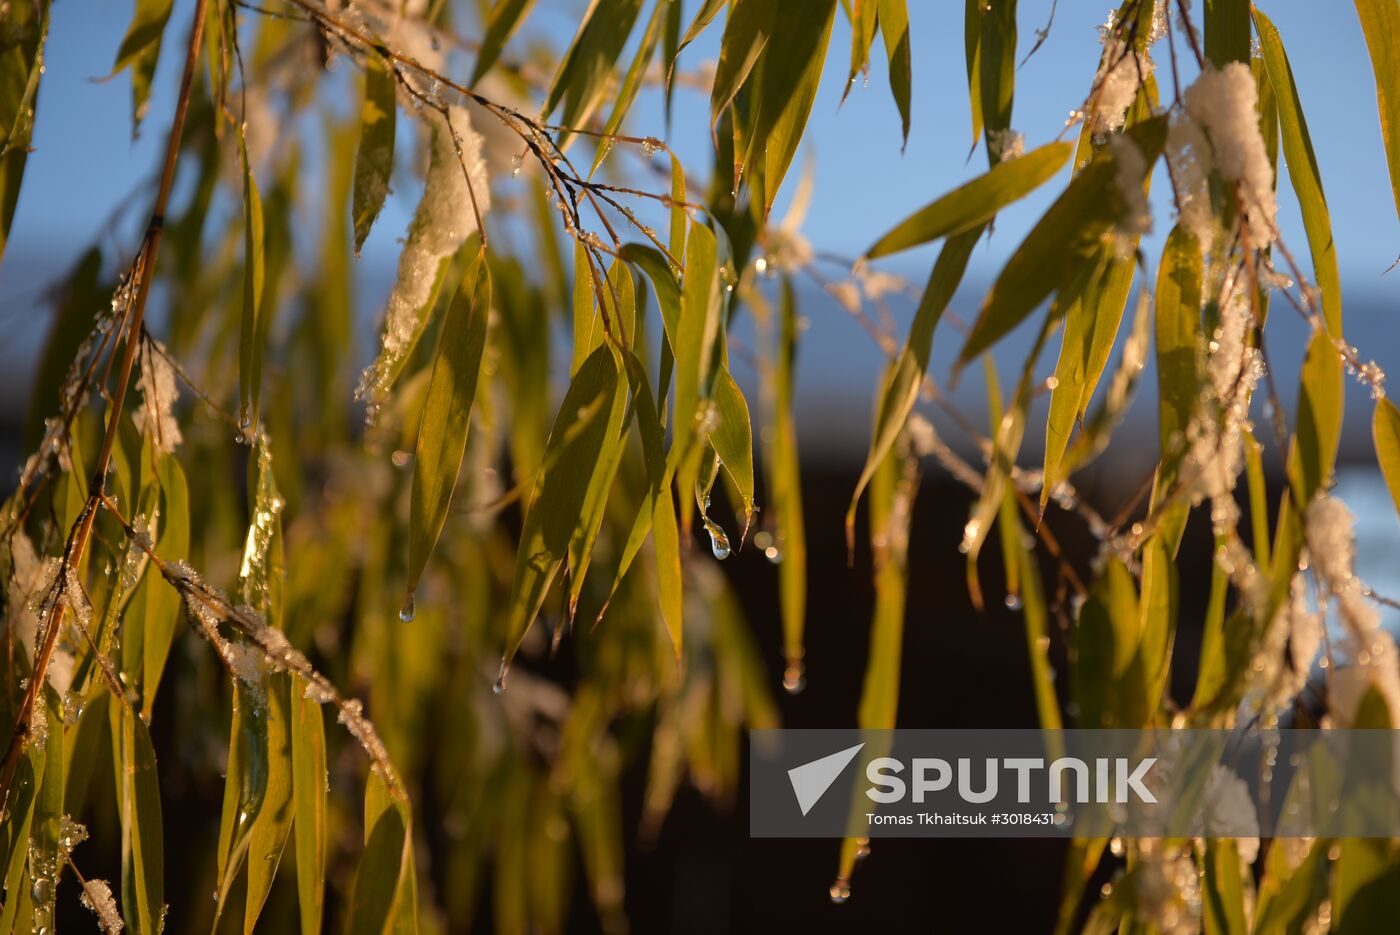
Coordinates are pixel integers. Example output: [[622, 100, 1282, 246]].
[[829, 878, 851, 903], [399, 591, 416, 622], [855, 838, 871, 861], [30, 876, 53, 904], [764, 545, 782, 564], [783, 661, 806, 694], [493, 659, 509, 695], [1004, 593, 1023, 611], [705, 520, 731, 560]]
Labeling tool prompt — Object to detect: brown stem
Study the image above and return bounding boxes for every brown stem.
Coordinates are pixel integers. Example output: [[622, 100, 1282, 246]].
[[0, 0, 211, 812]]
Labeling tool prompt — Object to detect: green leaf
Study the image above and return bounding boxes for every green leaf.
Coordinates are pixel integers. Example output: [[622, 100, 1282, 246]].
[[620, 242, 682, 343], [244, 672, 296, 933], [214, 682, 269, 924], [847, 227, 979, 545], [406, 253, 491, 607], [709, 0, 776, 130], [1203, 839, 1249, 935], [1290, 329, 1344, 503], [1253, 839, 1331, 934], [751, 0, 838, 215], [0, 750, 40, 935], [545, 0, 646, 135], [0, 4, 48, 270], [1041, 250, 1135, 504], [1355, 0, 1400, 223], [770, 278, 806, 675], [1154, 226, 1204, 473], [1254, 8, 1342, 337], [675, 0, 728, 61], [591, 0, 668, 174], [1072, 557, 1147, 729], [114, 702, 163, 934], [137, 452, 189, 717], [470, 0, 538, 85], [865, 140, 1072, 258], [353, 54, 397, 256], [876, 0, 912, 147], [502, 345, 628, 669], [957, 115, 1167, 365], [113, 0, 173, 133], [672, 220, 721, 531], [1374, 397, 1400, 518], [974, 0, 1016, 162], [291, 675, 327, 935], [707, 368, 755, 532], [239, 133, 266, 432], [844, 0, 878, 101], [1204, 0, 1251, 67], [349, 775, 416, 935]]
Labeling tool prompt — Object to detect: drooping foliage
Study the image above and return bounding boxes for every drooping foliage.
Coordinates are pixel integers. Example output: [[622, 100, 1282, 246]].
[[1, 0, 1399, 931]]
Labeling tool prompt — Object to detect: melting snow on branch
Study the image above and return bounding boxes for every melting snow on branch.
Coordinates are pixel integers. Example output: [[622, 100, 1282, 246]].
[[1090, 14, 1154, 134], [133, 340, 182, 454], [357, 104, 491, 422], [79, 878, 124, 933], [1183, 63, 1278, 249], [1305, 494, 1400, 725], [1108, 134, 1152, 257], [1165, 117, 1216, 249]]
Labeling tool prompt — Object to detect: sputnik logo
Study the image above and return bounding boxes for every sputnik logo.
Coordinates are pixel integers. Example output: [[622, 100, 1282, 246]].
[[787, 743, 865, 816]]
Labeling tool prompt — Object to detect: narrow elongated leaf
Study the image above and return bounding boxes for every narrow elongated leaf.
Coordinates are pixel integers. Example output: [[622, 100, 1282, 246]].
[[753, 0, 838, 215], [844, 0, 878, 98], [975, 0, 1016, 161], [470, 0, 538, 84], [244, 672, 295, 933], [1204, 0, 1251, 67], [847, 228, 980, 544], [0, 752, 40, 935], [707, 369, 755, 531], [239, 135, 266, 432], [214, 683, 269, 924], [591, 0, 668, 174], [876, 0, 912, 146], [1290, 329, 1344, 502], [291, 674, 327, 935], [349, 775, 416, 935], [1041, 250, 1134, 503], [0, 4, 47, 270], [113, 0, 173, 132], [709, 0, 775, 129], [1254, 9, 1342, 337], [864, 140, 1071, 258], [545, 0, 646, 134], [672, 221, 721, 531], [675, 0, 727, 61], [503, 345, 627, 667], [1375, 397, 1400, 518], [771, 279, 806, 676], [406, 254, 491, 606], [1073, 557, 1147, 729], [353, 54, 396, 255], [1355, 0, 1400, 222], [957, 115, 1167, 364], [114, 703, 163, 934], [566, 352, 633, 616], [139, 452, 188, 716]]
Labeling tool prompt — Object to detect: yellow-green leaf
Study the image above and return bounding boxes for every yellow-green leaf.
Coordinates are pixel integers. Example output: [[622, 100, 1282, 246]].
[[238, 133, 266, 432], [470, 0, 538, 85], [0, 3, 47, 269], [876, 0, 911, 146], [406, 254, 491, 608], [957, 115, 1167, 365], [113, 0, 173, 132], [864, 140, 1072, 259], [244, 672, 295, 933], [291, 674, 327, 935], [1355, 0, 1400, 223], [545, 0, 646, 135], [353, 54, 397, 256]]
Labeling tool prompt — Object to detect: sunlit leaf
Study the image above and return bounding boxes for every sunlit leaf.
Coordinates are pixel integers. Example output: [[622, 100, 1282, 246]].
[[470, 0, 538, 84], [405, 253, 491, 607], [876, 0, 912, 146], [238, 133, 266, 432], [291, 674, 327, 935], [0, 3, 47, 270], [1355, 0, 1400, 223], [957, 115, 1167, 364], [545, 0, 646, 136], [865, 140, 1071, 259], [591, 0, 669, 174], [112, 0, 173, 133], [244, 673, 296, 933], [353, 53, 397, 256]]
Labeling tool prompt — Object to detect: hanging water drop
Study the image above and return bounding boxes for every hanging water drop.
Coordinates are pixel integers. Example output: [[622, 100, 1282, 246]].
[[855, 838, 871, 861], [493, 659, 509, 694], [829, 878, 851, 904], [706, 521, 732, 560], [783, 660, 806, 694], [1004, 593, 1023, 611], [399, 591, 416, 622]]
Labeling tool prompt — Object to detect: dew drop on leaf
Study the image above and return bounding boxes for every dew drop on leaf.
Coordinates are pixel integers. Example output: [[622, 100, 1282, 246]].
[[1004, 593, 1023, 611], [399, 591, 416, 622]]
